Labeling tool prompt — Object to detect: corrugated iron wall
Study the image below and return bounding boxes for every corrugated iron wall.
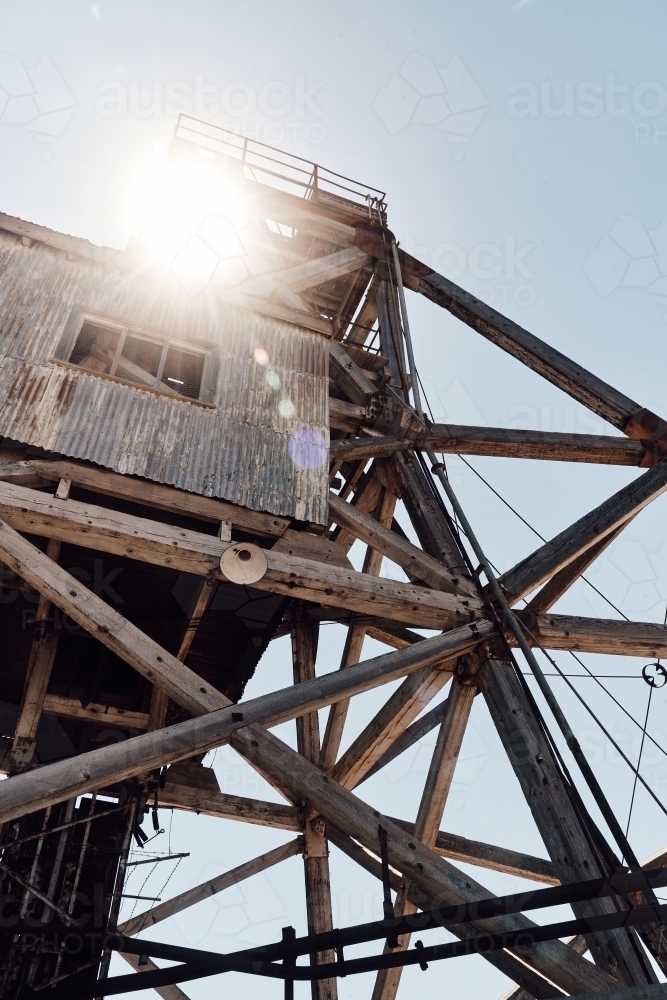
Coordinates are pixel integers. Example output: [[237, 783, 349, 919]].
[[0, 232, 329, 523]]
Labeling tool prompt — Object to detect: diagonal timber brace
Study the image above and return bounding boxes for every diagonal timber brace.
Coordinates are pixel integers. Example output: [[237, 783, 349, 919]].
[[0, 515, 628, 995], [499, 460, 667, 604], [478, 650, 659, 985]]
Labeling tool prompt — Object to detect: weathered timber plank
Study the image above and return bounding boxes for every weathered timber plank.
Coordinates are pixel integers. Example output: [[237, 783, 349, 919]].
[[394, 247, 644, 432], [332, 470, 384, 550], [330, 437, 410, 462], [479, 655, 652, 986], [426, 424, 648, 465], [0, 481, 483, 629], [258, 549, 484, 630], [344, 271, 381, 345], [329, 491, 478, 596], [215, 285, 334, 336], [0, 619, 494, 823], [0, 212, 122, 265], [329, 338, 379, 406], [119, 839, 302, 937], [7, 458, 289, 538], [396, 451, 470, 574], [291, 606, 338, 999], [234, 728, 619, 997], [10, 541, 62, 769], [320, 489, 397, 769], [243, 247, 369, 295], [526, 524, 628, 614], [372, 678, 477, 1000], [361, 701, 447, 782], [514, 612, 667, 657], [254, 199, 357, 247], [329, 396, 369, 432], [10, 481, 70, 771], [365, 621, 421, 648], [149, 577, 216, 731], [391, 820, 560, 884], [368, 239, 650, 435], [272, 528, 351, 568], [158, 784, 300, 830], [334, 268, 376, 340], [500, 461, 667, 603], [331, 666, 455, 789], [42, 695, 149, 730], [0, 479, 225, 574], [320, 623, 368, 770]]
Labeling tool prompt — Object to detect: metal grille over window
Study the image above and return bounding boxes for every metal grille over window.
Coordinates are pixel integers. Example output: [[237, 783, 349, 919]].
[[68, 321, 207, 401], [161, 345, 205, 399], [69, 322, 121, 375], [117, 335, 163, 387]]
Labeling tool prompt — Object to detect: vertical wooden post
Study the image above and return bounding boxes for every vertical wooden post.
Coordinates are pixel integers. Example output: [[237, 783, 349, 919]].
[[371, 676, 477, 1000], [320, 488, 397, 769], [147, 577, 215, 732], [291, 604, 338, 1000]]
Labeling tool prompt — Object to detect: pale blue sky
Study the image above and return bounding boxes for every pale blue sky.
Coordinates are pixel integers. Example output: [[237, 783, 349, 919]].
[[2, 3, 667, 998]]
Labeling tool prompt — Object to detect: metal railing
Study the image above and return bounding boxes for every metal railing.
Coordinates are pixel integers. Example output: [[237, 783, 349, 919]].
[[171, 114, 387, 216]]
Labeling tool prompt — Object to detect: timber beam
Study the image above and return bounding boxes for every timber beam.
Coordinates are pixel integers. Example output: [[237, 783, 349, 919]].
[[392, 820, 559, 884], [320, 488, 397, 770], [354, 235, 667, 455], [0, 458, 288, 538], [0, 609, 623, 995], [118, 839, 302, 938], [499, 460, 667, 604], [328, 491, 479, 596], [372, 677, 477, 999], [158, 784, 300, 830], [329, 436, 410, 462], [513, 612, 667, 658], [330, 424, 655, 468], [235, 731, 620, 997], [0, 482, 484, 629], [525, 523, 628, 614], [425, 424, 651, 466], [150, 780, 561, 885], [479, 654, 654, 985], [0, 615, 493, 824], [370, 239, 649, 435], [329, 338, 380, 406], [331, 667, 455, 789]]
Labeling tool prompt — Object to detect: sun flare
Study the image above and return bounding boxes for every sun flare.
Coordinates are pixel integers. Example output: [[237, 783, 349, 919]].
[[131, 152, 248, 268]]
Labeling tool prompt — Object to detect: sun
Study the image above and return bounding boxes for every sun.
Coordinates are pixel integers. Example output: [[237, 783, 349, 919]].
[[130, 149, 248, 268]]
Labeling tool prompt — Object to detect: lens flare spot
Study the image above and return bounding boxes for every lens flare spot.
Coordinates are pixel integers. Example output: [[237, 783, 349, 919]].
[[289, 429, 328, 469], [278, 399, 296, 418], [254, 348, 269, 365], [266, 370, 281, 390]]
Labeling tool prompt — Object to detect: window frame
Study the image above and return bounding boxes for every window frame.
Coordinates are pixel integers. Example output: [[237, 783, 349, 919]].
[[53, 308, 219, 405]]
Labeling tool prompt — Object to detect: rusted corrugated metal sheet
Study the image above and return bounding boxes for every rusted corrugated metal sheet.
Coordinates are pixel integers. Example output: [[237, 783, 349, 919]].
[[0, 231, 329, 523]]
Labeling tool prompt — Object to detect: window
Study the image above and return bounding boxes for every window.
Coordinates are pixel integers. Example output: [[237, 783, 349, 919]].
[[66, 318, 211, 402]]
